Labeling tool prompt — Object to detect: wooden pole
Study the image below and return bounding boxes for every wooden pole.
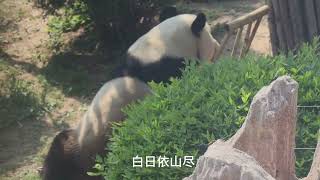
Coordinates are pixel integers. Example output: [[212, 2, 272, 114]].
[[231, 27, 243, 57], [214, 32, 232, 60], [240, 23, 252, 57], [226, 5, 269, 32], [215, 5, 269, 59], [244, 17, 262, 54]]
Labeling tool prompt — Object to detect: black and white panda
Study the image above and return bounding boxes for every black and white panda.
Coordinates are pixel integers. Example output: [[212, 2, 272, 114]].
[[117, 12, 220, 83], [42, 77, 151, 180]]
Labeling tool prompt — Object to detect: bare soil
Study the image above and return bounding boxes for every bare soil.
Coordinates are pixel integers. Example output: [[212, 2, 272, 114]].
[[0, 0, 85, 179]]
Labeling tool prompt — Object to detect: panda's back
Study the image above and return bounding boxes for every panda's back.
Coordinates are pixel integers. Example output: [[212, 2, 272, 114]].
[[76, 77, 151, 147], [128, 14, 199, 63]]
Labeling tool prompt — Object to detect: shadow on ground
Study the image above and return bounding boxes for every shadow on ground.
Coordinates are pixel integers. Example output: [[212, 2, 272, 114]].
[[1, 29, 124, 98], [0, 116, 70, 175], [0, 27, 123, 178]]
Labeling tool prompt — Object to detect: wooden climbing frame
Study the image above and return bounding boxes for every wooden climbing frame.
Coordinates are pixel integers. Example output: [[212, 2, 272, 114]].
[[214, 5, 270, 60]]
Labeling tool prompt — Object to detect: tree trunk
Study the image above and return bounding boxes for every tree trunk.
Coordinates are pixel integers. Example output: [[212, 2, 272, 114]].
[[267, 0, 279, 54], [268, 0, 320, 55], [269, 0, 288, 54], [288, 0, 305, 50], [314, 0, 320, 37], [304, 0, 318, 41], [278, 0, 295, 50]]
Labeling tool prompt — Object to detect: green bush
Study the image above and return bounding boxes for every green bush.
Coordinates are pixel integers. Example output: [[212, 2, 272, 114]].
[[47, 0, 90, 33], [0, 60, 54, 129], [44, 0, 174, 51], [47, 0, 90, 51], [93, 41, 320, 179], [0, 76, 46, 129], [82, 0, 174, 48], [34, 0, 77, 13]]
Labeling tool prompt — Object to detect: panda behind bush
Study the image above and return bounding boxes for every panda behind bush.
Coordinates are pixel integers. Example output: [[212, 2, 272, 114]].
[[42, 8, 220, 180], [116, 11, 220, 83], [42, 77, 151, 180]]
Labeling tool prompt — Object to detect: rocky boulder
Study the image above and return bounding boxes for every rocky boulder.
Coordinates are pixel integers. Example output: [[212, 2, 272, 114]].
[[184, 140, 275, 180], [184, 76, 299, 180], [227, 75, 298, 179], [303, 130, 320, 180]]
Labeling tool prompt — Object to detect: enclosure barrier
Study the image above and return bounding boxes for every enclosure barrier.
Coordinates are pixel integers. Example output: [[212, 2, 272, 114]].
[[214, 5, 270, 60]]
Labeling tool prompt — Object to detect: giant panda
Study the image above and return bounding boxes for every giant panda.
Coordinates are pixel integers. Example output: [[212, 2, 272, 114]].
[[42, 77, 152, 180], [116, 12, 220, 83]]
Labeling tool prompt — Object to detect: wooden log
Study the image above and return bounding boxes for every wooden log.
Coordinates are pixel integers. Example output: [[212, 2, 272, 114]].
[[288, 0, 306, 50], [240, 23, 252, 57], [267, 0, 280, 55], [304, 0, 318, 41], [231, 27, 243, 57], [226, 5, 269, 32], [244, 17, 262, 54], [244, 23, 252, 44], [214, 32, 232, 60]]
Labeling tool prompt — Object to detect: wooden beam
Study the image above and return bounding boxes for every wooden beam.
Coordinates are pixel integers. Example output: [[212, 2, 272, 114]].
[[214, 31, 232, 60], [231, 27, 243, 57], [225, 5, 269, 32], [240, 23, 252, 57], [244, 17, 262, 54]]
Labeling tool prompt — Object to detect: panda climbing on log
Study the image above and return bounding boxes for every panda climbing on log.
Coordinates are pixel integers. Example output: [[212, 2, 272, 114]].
[[41, 77, 152, 180], [116, 10, 221, 83]]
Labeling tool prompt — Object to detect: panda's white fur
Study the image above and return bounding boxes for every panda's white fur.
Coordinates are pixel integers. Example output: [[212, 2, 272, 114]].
[[116, 13, 221, 83], [128, 14, 220, 63], [76, 76, 151, 149], [43, 76, 151, 180]]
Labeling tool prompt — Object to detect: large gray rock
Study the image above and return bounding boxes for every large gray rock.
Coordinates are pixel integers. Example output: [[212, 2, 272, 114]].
[[184, 140, 275, 180], [303, 130, 320, 180], [184, 76, 298, 180], [227, 76, 298, 179]]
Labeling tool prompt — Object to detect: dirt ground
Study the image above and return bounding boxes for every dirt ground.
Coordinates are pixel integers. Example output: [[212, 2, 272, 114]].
[[0, 1, 86, 179], [0, 0, 271, 179]]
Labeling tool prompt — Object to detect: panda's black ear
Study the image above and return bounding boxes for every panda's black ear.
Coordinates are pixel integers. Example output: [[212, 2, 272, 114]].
[[159, 6, 178, 22], [191, 13, 206, 37]]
